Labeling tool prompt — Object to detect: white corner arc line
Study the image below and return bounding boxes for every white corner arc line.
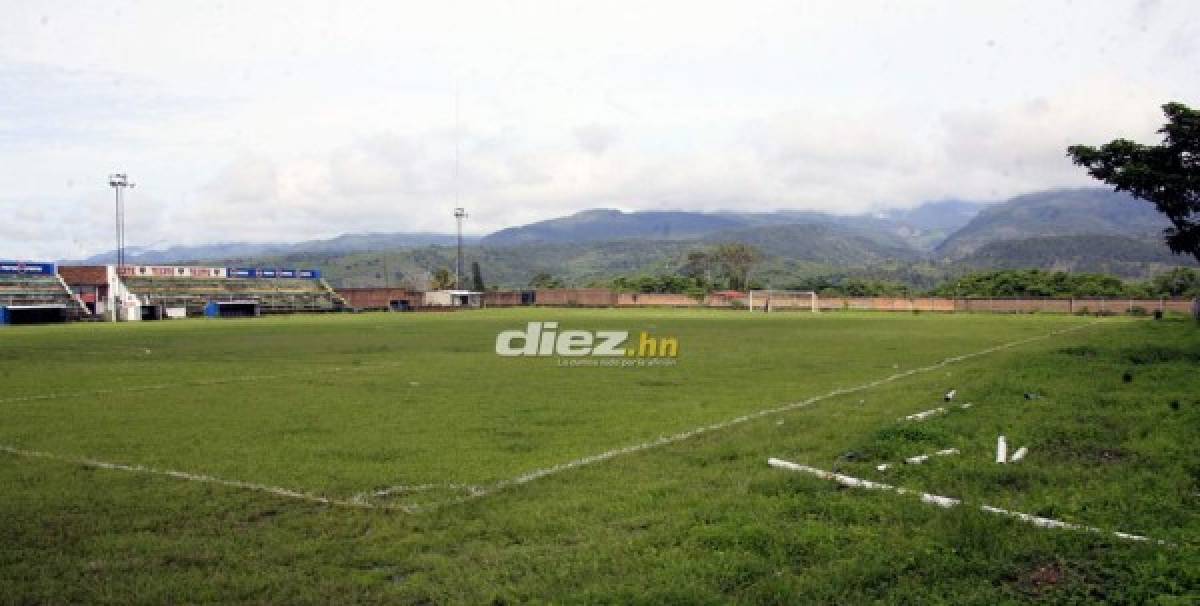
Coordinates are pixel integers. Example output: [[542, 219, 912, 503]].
[[429, 321, 1101, 510], [767, 457, 1168, 545], [0, 445, 414, 513]]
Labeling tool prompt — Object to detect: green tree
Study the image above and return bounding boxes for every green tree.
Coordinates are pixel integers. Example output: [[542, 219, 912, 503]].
[[1068, 102, 1200, 262], [1149, 267, 1200, 297], [680, 250, 716, 286], [470, 261, 485, 291], [529, 272, 564, 289], [713, 243, 761, 291], [430, 268, 455, 290]]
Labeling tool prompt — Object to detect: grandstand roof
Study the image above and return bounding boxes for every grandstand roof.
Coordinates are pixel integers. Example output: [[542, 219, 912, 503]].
[[58, 266, 108, 285]]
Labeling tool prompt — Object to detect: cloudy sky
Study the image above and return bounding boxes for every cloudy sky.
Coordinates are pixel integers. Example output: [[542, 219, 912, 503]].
[[1, 0, 1197, 259]]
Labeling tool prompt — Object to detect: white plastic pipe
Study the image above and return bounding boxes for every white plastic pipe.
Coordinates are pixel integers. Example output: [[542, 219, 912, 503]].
[[944, 389, 957, 401], [1010, 446, 1028, 463], [768, 457, 1164, 544], [903, 407, 947, 421], [996, 435, 1007, 464]]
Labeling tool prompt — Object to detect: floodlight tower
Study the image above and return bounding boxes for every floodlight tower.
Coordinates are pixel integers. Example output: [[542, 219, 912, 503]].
[[454, 207, 467, 289], [108, 173, 134, 321]]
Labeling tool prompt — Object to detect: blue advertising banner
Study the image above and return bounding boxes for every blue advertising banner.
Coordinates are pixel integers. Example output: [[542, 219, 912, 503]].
[[224, 267, 320, 279], [0, 261, 56, 275]]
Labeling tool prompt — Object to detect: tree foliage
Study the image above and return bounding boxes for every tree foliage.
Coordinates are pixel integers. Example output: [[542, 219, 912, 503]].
[[1068, 102, 1200, 262], [787, 275, 911, 297], [470, 261, 485, 291], [927, 268, 1200, 298], [712, 243, 761, 291], [1147, 267, 1200, 297], [430, 268, 455, 290], [610, 274, 706, 295], [528, 272, 564, 289]]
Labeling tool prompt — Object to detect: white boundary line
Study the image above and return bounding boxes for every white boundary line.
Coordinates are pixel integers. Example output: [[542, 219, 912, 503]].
[[425, 320, 1101, 510], [767, 457, 1168, 546], [0, 444, 415, 513]]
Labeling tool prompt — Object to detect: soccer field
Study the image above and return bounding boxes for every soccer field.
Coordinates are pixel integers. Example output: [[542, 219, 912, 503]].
[[0, 310, 1091, 506], [2, 309, 1197, 603]]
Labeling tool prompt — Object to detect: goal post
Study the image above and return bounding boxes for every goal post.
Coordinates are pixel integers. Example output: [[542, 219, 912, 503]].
[[747, 290, 818, 313]]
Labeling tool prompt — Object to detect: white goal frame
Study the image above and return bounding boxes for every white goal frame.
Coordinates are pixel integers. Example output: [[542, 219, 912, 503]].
[[747, 290, 818, 313]]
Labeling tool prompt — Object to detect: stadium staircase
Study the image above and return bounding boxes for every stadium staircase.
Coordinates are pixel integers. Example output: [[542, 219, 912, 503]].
[[55, 273, 92, 316], [319, 278, 349, 308], [121, 276, 346, 316]]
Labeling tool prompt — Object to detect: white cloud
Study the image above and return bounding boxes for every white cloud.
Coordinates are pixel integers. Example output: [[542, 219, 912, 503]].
[[0, 0, 1198, 259]]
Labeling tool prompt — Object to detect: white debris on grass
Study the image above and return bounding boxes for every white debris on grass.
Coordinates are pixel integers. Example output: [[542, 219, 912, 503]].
[[904, 448, 960, 465], [903, 407, 947, 422], [768, 457, 1167, 545]]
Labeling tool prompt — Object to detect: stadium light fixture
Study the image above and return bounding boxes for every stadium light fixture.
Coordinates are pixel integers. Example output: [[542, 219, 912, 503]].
[[108, 173, 134, 321]]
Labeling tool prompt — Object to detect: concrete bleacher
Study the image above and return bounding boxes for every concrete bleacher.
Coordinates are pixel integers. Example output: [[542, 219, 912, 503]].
[[0, 273, 87, 322], [122, 276, 346, 315]]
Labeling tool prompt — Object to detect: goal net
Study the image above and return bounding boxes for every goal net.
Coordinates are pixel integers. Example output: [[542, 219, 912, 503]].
[[747, 290, 818, 312]]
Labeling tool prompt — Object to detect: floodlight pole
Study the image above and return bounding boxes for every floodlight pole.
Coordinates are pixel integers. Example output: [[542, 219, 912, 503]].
[[108, 173, 134, 321], [454, 207, 467, 289]]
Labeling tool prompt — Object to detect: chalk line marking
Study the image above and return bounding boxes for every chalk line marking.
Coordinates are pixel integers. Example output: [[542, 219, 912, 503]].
[[421, 320, 1101, 510], [0, 444, 415, 513], [768, 457, 1168, 546], [358, 482, 484, 504]]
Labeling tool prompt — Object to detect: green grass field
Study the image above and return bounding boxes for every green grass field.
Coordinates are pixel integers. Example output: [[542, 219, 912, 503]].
[[1, 309, 1197, 603]]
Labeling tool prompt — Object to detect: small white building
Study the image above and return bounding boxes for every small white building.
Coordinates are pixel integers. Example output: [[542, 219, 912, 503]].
[[423, 289, 482, 308]]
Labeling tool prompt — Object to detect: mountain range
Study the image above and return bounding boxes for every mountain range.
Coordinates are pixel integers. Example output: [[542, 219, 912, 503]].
[[63, 187, 1196, 288]]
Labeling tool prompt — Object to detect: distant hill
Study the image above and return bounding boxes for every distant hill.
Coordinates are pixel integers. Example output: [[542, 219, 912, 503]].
[[877, 199, 986, 232], [481, 201, 985, 251], [701, 223, 922, 264], [481, 209, 748, 246], [958, 234, 1197, 278], [65, 232, 475, 265], [936, 188, 1170, 259]]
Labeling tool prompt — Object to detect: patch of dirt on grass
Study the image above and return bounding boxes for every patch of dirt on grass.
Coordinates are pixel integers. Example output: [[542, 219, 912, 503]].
[[1011, 561, 1066, 597], [1029, 562, 1064, 589]]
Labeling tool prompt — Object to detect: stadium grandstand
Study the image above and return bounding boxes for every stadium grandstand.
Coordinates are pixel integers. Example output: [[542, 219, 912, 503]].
[[114, 266, 347, 318], [54, 265, 348, 320], [0, 261, 88, 325]]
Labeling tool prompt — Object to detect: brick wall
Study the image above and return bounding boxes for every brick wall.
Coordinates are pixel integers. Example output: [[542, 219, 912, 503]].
[[616, 292, 701, 306], [534, 289, 618, 306], [336, 288, 420, 310]]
